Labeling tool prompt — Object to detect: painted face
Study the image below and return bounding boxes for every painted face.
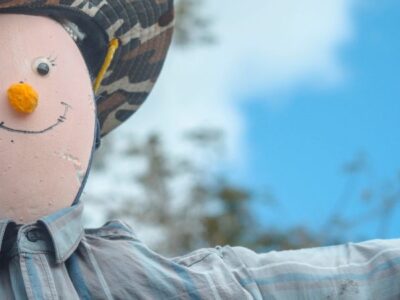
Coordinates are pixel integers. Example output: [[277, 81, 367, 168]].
[[0, 14, 95, 223]]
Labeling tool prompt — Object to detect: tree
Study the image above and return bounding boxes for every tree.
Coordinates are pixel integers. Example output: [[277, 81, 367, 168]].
[[174, 0, 215, 47], [88, 130, 322, 256]]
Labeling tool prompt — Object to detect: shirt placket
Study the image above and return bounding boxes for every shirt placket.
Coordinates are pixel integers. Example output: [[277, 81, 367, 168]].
[[18, 227, 58, 300]]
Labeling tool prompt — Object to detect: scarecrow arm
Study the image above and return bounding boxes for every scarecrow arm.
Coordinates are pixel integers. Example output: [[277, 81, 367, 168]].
[[81, 222, 400, 298], [171, 239, 400, 298]]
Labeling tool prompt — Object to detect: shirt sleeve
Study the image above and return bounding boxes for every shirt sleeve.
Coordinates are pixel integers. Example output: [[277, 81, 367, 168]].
[[173, 239, 400, 299]]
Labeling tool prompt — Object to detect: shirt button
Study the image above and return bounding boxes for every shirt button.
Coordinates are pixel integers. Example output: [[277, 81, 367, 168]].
[[26, 230, 40, 242]]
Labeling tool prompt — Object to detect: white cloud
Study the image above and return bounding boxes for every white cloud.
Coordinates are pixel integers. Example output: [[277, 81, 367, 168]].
[[220, 0, 355, 94], [112, 0, 355, 161], [84, 0, 356, 220]]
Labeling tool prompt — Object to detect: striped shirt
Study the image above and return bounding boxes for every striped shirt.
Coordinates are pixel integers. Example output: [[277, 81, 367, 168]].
[[1, 203, 400, 299]]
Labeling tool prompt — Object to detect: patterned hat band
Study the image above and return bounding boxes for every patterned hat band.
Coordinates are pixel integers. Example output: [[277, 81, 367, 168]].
[[59, 18, 120, 95], [60, 19, 86, 44], [0, 1, 174, 137]]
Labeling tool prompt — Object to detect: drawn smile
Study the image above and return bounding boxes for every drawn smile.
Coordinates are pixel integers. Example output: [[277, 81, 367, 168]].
[[0, 102, 71, 134]]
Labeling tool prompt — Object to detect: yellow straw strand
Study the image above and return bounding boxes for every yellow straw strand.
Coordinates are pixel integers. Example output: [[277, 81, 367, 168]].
[[94, 38, 120, 94]]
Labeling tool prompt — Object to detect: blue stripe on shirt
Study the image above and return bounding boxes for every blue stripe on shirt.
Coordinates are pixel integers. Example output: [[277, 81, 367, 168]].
[[239, 256, 400, 287], [25, 255, 45, 299], [171, 263, 202, 300], [66, 253, 92, 300]]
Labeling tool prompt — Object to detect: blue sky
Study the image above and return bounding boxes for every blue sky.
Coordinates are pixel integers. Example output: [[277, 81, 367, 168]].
[[86, 0, 400, 244], [238, 0, 400, 241]]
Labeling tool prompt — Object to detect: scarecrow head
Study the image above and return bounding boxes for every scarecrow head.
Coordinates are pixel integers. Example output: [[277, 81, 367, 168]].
[[0, 1, 174, 223]]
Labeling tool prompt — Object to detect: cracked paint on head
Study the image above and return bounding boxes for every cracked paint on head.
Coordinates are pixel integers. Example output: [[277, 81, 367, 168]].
[[59, 153, 86, 184]]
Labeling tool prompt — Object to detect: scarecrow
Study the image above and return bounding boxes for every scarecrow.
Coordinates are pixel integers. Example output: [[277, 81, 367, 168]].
[[0, 1, 399, 299]]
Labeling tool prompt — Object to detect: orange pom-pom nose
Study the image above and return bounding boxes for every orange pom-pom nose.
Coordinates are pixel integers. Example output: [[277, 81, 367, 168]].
[[7, 82, 39, 114]]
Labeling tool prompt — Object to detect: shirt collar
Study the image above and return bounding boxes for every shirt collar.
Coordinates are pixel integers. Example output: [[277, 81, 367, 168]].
[[0, 203, 84, 264], [39, 203, 85, 263], [0, 219, 13, 254]]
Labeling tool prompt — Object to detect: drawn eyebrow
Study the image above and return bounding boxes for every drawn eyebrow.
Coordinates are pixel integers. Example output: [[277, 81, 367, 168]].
[[47, 55, 57, 66]]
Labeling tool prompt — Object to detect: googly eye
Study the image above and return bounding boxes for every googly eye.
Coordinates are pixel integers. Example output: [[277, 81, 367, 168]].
[[32, 57, 55, 77]]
